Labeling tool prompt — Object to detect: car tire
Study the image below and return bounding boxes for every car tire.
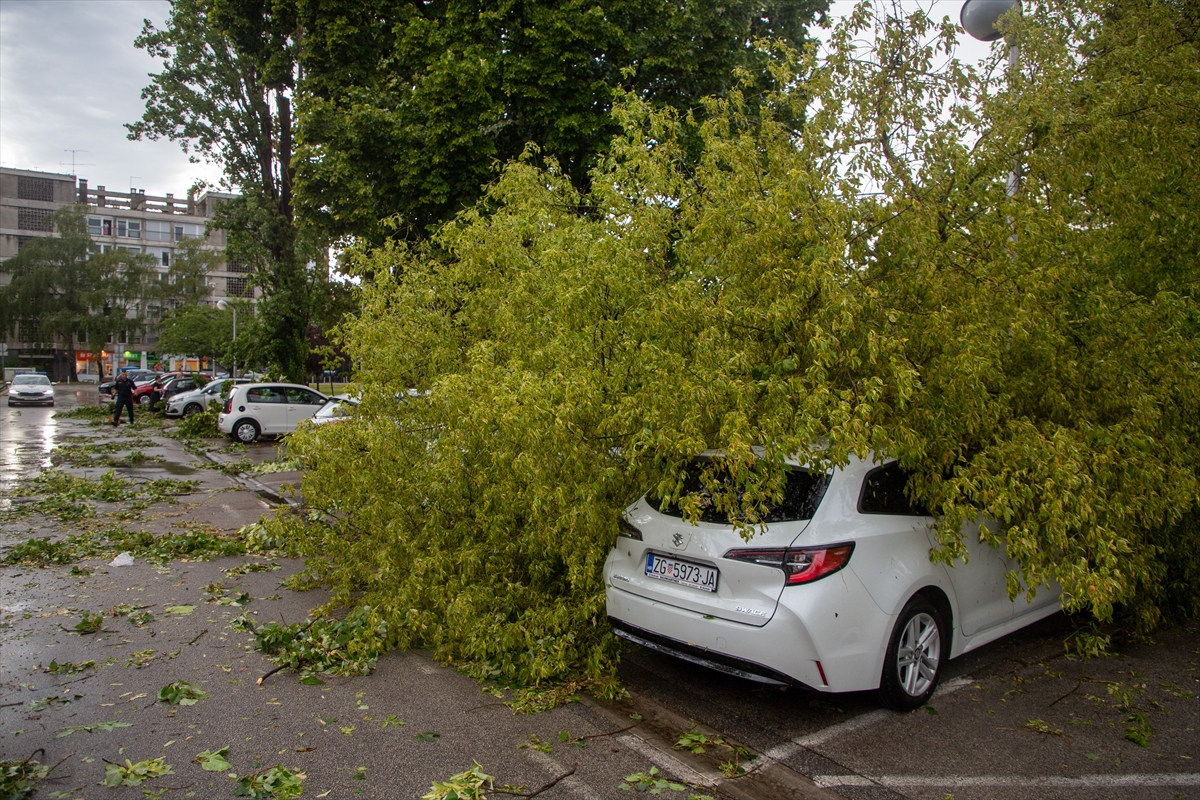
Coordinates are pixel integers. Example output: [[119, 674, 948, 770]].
[[183, 403, 203, 416], [138, 395, 151, 406], [232, 419, 260, 444], [878, 595, 945, 711]]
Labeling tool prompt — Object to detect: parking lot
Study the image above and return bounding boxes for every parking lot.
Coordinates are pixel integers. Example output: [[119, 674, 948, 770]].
[[1, 385, 1198, 799]]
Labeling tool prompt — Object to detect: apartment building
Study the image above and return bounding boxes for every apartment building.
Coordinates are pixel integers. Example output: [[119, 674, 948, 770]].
[[0, 166, 255, 380]]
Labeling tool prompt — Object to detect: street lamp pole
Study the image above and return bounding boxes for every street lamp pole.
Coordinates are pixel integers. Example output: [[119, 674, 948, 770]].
[[217, 300, 238, 379], [960, 0, 1022, 197]]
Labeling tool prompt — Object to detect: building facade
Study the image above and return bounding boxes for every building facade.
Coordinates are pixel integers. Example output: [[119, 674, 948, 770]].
[[0, 167, 254, 380]]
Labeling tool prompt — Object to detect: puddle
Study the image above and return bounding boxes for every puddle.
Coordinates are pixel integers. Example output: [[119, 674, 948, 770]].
[[114, 461, 197, 477]]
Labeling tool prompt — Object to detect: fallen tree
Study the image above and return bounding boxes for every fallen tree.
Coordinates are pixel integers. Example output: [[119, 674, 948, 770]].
[[283, 0, 1200, 688]]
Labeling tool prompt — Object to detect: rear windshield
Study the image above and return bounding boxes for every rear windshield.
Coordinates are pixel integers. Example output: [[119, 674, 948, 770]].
[[648, 459, 830, 524]]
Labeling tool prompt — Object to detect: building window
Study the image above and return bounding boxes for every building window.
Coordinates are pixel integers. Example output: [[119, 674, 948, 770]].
[[117, 219, 142, 238], [226, 257, 252, 274], [227, 277, 253, 298], [161, 251, 170, 267], [89, 217, 113, 237], [18, 319, 40, 343], [145, 220, 173, 242], [16, 235, 35, 251], [17, 177, 55, 202], [174, 222, 203, 240], [18, 207, 54, 231]]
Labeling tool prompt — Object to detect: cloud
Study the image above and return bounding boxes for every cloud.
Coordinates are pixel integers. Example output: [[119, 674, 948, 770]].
[[0, 0, 223, 195]]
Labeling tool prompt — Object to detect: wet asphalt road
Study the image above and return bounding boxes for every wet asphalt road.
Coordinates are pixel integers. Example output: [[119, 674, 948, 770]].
[[1, 384, 1198, 800]]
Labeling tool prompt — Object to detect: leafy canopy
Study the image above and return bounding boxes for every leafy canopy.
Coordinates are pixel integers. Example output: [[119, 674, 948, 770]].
[[283, 0, 1200, 690], [293, 0, 827, 244]]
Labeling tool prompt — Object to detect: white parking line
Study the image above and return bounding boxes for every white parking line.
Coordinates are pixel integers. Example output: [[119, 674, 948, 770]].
[[758, 677, 975, 766], [815, 773, 1200, 788], [525, 749, 604, 800]]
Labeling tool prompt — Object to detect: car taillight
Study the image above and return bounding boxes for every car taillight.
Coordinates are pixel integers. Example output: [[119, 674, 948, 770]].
[[617, 518, 644, 541], [223, 396, 233, 414], [723, 543, 854, 585]]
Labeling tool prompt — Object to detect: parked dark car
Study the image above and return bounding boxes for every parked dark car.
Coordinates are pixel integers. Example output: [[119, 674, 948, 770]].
[[160, 373, 211, 401], [98, 369, 158, 403]]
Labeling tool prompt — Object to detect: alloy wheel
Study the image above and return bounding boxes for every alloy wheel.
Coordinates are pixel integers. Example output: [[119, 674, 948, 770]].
[[896, 611, 940, 696]]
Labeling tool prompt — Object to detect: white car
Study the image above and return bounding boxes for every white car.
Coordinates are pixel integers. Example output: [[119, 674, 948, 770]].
[[6, 373, 54, 406], [218, 383, 328, 443], [165, 378, 250, 417], [604, 454, 1061, 710], [309, 394, 358, 425]]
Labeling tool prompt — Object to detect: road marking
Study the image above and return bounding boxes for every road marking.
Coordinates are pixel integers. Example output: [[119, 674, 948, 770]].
[[758, 676, 975, 766], [616, 733, 719, 786], [815, 773, 1200, 788], [525, 749, 603, 800]]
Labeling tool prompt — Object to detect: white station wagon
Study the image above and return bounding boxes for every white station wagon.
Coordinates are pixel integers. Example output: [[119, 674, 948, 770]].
[[604, 454, 1061, 710], [218, 383, 328, 443]]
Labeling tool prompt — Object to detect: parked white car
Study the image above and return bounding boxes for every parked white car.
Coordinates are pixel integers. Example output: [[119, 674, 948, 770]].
[[165, 378, 250, 417], [309, 394, 358, 425], [218, 383, 328, 443], [604, 453, 1061, 710]]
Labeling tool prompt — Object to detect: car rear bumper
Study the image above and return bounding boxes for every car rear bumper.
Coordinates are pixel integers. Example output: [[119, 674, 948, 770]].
[[606, 580, 832, 690], [606, 563, 891, 693]]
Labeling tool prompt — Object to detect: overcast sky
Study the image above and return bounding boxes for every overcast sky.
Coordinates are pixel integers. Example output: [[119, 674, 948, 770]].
[[0, 0, 223, 196], [0, 0, 994, 200]]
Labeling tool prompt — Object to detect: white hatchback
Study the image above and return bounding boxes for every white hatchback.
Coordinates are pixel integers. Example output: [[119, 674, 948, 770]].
[[604, 454, 1061, 710], [218, 383, 328, 443]]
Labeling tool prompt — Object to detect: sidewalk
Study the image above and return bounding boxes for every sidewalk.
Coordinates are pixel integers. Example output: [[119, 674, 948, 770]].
[[1, 403, 823, 800]]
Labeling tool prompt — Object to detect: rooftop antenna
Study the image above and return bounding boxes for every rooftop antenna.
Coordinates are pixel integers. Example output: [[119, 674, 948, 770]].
[[61, 149, 93, 175]]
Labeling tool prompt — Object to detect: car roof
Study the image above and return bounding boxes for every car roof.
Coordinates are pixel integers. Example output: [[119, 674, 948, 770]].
[[233, 383, 328, 396]]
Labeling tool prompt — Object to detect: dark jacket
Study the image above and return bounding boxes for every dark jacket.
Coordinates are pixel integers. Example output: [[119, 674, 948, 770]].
[[114, 374, 135, 401]]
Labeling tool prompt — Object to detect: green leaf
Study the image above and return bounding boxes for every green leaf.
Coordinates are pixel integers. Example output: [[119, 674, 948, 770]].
[[158, 681, 210, 706], [54, 721, 131, 738], [194, 747, 232, 772], [102, 758, 173, 787]]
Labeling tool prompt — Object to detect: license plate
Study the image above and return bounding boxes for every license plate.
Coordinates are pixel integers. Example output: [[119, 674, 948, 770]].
[[645, 553, 718, 593]]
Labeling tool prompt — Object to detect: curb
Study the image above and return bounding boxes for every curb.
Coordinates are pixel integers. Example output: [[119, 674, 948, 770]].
[[197, 447, 300, 508]]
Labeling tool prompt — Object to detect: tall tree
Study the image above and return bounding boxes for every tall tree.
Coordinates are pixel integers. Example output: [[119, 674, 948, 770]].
[[293, 0, 828, 245], [128, 0, 311, 381]]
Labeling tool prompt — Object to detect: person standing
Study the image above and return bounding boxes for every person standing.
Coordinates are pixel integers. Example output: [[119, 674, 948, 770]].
[[149, 375, 164, 412], [113, 372, 135, 426]]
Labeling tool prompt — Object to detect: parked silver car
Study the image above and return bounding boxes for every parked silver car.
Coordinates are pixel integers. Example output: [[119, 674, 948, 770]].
[[164, 378, 250, 417]]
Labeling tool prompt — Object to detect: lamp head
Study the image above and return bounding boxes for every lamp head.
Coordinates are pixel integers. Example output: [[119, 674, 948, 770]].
[[960, 0, 1020, 42], [217, 299, 229, 311]]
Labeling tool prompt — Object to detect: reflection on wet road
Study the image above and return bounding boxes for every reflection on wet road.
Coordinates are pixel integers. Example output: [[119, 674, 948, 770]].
[[0, 385, 94, 504]]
